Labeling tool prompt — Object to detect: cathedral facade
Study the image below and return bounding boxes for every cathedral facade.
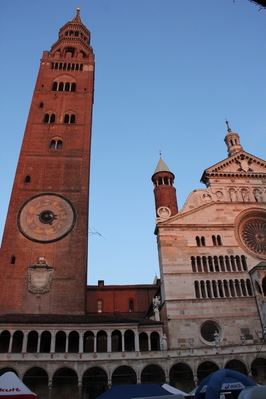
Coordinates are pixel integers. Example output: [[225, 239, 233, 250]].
[[0, 10, 265, 399]]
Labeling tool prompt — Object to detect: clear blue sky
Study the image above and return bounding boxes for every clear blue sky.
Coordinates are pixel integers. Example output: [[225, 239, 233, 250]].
[[0, 1, 265, 285]]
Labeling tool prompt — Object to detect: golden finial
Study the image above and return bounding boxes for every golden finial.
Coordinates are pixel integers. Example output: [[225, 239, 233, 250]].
[[76, 7, 81, 13]]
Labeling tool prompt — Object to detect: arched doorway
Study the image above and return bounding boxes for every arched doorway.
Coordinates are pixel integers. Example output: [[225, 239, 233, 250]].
[[0, 368, 17, 376], [197, 361, 219, 385], [251, 357, 266, 385], [141, 364, 165, 384], [83, 367, 108, 399], [169, 363, 194, 393], [225, 359, 247, 375], [112, 366, 137, 385], [23, 367, 48, 399], [52, 367, 78, 399]]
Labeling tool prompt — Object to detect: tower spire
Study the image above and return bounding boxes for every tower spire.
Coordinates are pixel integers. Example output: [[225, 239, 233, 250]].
[[224, 121, 243, 157], [72, 7, 82, 23]]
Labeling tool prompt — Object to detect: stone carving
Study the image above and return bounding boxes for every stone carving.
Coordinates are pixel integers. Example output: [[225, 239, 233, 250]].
[[229, 189, 237, 202], [153, 296, 161, 311], [241, 189, 250, 202], [157, 206, 171, 218], [253, 189, 263, 203], [201, 193, 212, 203], [214, 330, 220, 347], [161, 334, 168, 350], [28, 257, 54, 296]]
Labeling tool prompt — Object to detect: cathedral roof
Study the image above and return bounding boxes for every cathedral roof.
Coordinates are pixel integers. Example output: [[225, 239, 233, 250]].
[[0, 313, 163, 326]]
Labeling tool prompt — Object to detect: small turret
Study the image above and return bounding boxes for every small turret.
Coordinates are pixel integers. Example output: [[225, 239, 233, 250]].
[[224, 121, 243, 157], [151, 157, 178, 217]]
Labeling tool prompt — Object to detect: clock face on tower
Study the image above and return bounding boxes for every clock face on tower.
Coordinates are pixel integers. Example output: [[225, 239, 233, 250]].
[[17, 193, 76, 243]]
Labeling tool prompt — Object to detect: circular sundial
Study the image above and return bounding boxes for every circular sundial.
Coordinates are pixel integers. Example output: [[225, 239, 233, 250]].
[[17, 193, 76, 243]]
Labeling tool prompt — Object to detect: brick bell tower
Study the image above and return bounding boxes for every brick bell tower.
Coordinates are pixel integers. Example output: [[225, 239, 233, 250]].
[[152, 157, 178, 218], [0, 9, 94, 315]]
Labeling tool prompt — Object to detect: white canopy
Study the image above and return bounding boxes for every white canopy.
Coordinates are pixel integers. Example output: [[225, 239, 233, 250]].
[[0, 372, 38, 399], [162, 384, 189, 396]]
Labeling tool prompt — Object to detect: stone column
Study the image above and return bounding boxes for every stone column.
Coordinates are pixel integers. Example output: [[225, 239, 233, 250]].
[[79, 331, 83, 354]]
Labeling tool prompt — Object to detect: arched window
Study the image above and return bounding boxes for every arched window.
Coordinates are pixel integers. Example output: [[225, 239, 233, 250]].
[[70, 114, 76, 123], [68, 331, 79, 353], [50, 139, 62, 149], [40, 331, 51, 353], [225, 256, 231, 272], [208, 256, 213, 272], [64, 114, 70, 123], [200, 280, 206, 298], [97, 300, 103, 313], [65, 82, 70, 91], [111, 330, 122, 352], [124, 330, 135, 352], [246, 279, 253, 296], [24, 175, 31, 183], [230, 256, 236, 271], [241, 255, 248, 271], [206, 281, 212, 298], [224, 280, 230, 297], [0, 330, 10, 353], [191, 256, 196, 272], [218, 280, 224, 297], [139, 332, 148, 351], [201, 236, 206, 246], [97, 331, 107, 352], [217, 235, 222, 246], [26, 331, 38, 353], [52, 82, 57, 91], [83, 331, 94, 353], [129, 300, 134, 312], [212, 280, 218, 297], [202, 256, 208, 273], [212, 235, 217, 246], [196, 236, 201, 246], [150, 332, 160, 351], [55, 331, 66, 352], [236, 256, 242, 271], [240, 279, 247, 296], [196, 256, 202, 273], [44, 113, 55, 123], [11, 331, 23, 353], [195, 281, 200, 298], [39, 102, 44, 108], [214, 256, 219, 272], [71, 83, 76, 92], [10, 256, 16, 264], [58, 82, 64, 91], [219, 256, 225, 272], [235, 280, 241, 296]]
